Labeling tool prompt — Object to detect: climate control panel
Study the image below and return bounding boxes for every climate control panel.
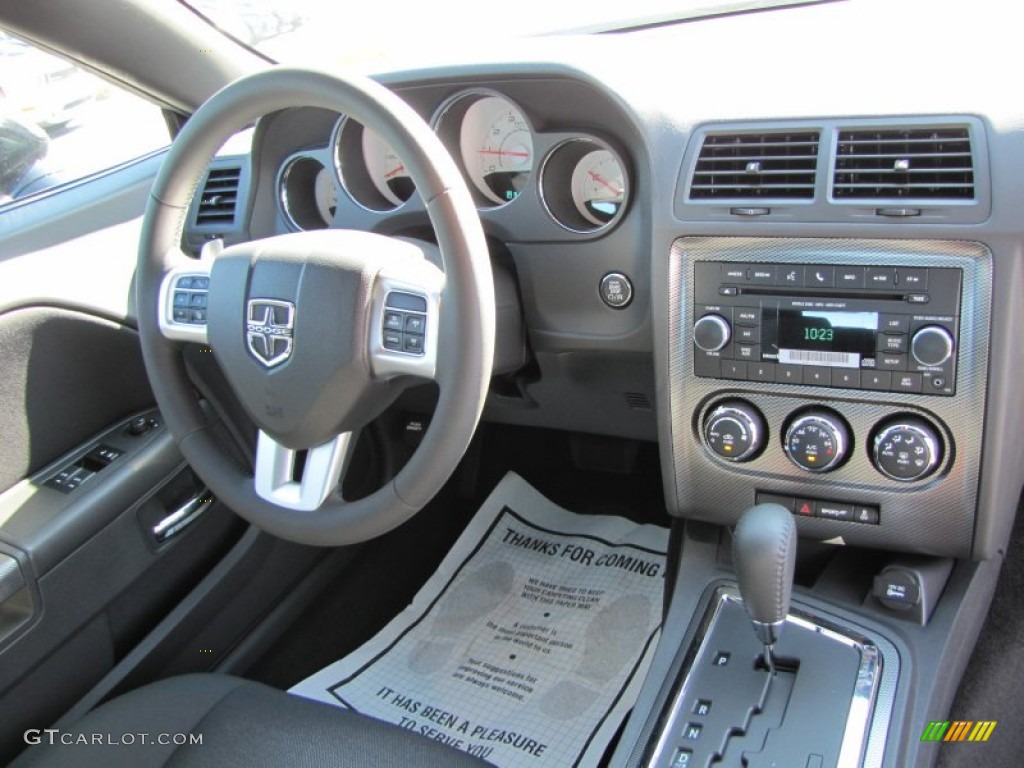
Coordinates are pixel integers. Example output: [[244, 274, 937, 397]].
[[700, 399, 945, 485]]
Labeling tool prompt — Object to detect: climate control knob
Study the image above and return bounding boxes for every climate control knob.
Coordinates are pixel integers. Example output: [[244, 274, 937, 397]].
[[911, 325, 955, 368], [693, 314, 731, 353], [873, 418, 943, 482], [784, 410, 849, 473], [703, 401, 766, 462]]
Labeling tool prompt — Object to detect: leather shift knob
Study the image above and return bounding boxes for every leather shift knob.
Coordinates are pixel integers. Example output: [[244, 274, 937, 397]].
[[733, 503, 797, 642]]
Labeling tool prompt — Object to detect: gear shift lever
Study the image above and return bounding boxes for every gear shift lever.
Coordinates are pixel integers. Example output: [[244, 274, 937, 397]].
[[733, 503, 797, 672]]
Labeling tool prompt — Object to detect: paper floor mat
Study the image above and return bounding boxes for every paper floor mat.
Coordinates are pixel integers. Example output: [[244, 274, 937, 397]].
[[290, 471, 669, 767]]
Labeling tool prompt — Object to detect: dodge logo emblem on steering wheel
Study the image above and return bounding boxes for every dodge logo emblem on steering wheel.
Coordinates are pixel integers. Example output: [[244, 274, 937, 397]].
[[246, 299, 295, 367]]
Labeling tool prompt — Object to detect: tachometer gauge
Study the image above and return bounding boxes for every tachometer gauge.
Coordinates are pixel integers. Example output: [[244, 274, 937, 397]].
[[571, 149, 625, 226], [362, 129, 414, 207], [458, 96, 533, 206], [314, 166, 338, 224]]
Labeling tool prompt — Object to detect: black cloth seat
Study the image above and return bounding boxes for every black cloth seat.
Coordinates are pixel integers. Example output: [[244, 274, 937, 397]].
[[13, 674, 492, 767]]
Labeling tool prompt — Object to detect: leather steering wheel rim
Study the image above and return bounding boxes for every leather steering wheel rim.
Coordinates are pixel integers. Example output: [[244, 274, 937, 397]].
[[136, 67, 494, 546]]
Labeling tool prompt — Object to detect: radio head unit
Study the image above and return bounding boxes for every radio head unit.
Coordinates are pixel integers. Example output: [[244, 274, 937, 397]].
[[692, 262, 962, 396]]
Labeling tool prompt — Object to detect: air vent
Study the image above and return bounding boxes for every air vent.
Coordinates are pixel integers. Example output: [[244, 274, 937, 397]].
[[195, 166, 241, 226], [624, 392, 652, 411], [690, 132, 819, 200], [832, 127, 974, 200]]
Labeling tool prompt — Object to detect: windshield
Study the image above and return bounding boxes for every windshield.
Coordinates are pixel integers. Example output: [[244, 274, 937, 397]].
[[182, 0, 826, 70]]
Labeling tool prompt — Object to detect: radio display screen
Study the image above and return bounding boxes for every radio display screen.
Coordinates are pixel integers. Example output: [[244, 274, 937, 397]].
[[772, 309, 878, 367]]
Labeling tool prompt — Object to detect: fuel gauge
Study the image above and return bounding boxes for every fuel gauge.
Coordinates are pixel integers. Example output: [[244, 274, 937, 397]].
[[571, 149, 625, 226], [540, 139, 629, 233]]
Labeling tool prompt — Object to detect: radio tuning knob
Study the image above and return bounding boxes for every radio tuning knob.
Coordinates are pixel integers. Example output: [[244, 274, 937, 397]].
[[703, 401, 766, 462], [784, 410, 849, 473], [693, 314, 731, 353], [911, 325, 955, 367], [873, 417, 943, 482]]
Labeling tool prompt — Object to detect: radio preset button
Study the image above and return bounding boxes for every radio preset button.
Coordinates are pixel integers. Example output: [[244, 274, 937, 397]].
[[802, 367, 831, 386], [693, 314, 732, 352], [776, 365, 802, 383], [722, 361, 747, 380], [863, 371, 892, 390], [749, 363, 776, 382], [833, 369, 861, 388]]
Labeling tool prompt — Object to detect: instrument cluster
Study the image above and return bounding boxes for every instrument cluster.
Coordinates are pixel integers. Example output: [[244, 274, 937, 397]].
[[275, 88, 631, 236]]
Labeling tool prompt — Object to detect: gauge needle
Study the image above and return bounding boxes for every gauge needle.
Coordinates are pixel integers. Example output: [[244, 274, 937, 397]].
[[477, 149, 530, 158], [588, 171, 623, 196], [384, 164, 405, 179]]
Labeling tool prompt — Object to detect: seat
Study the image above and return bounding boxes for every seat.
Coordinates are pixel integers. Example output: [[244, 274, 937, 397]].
[[13, 674, 492, 767]]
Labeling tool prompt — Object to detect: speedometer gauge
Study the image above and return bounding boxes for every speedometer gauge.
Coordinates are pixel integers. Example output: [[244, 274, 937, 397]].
[[571, 149, 625, 226], [362, 129, 414, 207], [458, 96, 533, 206]]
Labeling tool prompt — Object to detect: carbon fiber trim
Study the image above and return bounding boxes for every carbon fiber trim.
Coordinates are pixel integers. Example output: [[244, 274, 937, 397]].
[[665, 237, 992, 557]]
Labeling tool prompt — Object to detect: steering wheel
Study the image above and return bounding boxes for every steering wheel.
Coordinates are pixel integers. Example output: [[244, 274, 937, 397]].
[[136, 68, 495, 546]]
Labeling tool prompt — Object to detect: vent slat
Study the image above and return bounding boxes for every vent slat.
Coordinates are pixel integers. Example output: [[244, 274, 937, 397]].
[[832, 127, 974, 200], [196, 166, 241, 226], [690, 131, 820, 200]]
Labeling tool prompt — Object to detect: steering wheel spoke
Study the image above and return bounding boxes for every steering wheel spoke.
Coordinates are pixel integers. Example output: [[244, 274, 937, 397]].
[[254, 430, 352, 511], [368, 258, 444, 381], [157, 254, 214, 344]]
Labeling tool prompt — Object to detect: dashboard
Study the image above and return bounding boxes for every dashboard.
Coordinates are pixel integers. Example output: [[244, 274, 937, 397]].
[[183, 0, 1024, 563]]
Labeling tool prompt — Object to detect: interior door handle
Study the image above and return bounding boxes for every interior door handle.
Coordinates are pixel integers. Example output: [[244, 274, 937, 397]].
[[152, 490, 213, 543]]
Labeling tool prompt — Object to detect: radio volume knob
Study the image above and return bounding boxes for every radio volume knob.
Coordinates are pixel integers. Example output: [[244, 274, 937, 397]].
[[911, 325, 954, 367], [693, 314, 731, 353]]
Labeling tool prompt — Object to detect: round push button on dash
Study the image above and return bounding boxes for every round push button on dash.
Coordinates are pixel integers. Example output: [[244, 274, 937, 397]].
[[600, 272, 633, 309]]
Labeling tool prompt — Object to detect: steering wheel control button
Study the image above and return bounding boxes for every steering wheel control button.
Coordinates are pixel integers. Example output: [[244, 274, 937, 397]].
[[703, 401, 766, 462], [381, 292, 428, 357], [599, 272, 633, 308], [784, 410, 849, 473], [169, 273, 212, 326], [385, 291, 427, 313], [873, 418, 943, 481], [693, 314, 731, 353]]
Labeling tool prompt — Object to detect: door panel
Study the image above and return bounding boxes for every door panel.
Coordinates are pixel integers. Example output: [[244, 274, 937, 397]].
[[0, 148, 247, 763]]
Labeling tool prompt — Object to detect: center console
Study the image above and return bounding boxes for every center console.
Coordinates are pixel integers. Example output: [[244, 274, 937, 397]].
[[665, 237, 992, 558]]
